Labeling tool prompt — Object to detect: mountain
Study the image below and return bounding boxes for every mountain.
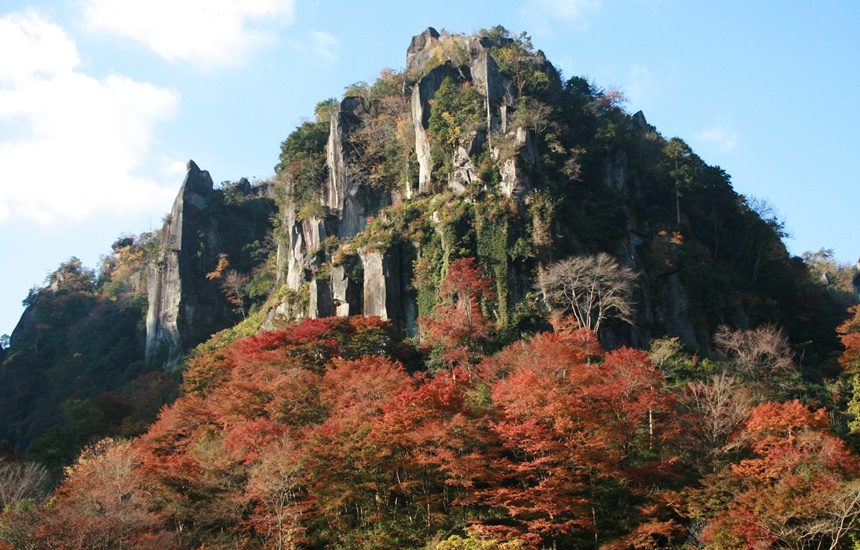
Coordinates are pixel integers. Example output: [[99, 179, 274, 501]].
[[1, 26, 856, 549], [262, 27, 840, 356]]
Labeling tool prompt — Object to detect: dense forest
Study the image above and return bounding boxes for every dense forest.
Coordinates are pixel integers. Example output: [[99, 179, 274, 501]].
[[1, 26, 859, 549]]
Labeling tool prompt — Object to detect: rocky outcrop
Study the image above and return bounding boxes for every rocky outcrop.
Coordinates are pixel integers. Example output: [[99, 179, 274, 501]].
[[284, 213, 326, 291], [331, 259, 362, 317], [272, 27, 776, 355], [411, 63, 460, 194], [405, 27, 442, 77], [449, 130, 484, 194], [309, 278, 334, 319], [498, 126, 538, 198], [146, 161, 275, 368], [324, 96, 366, 236], [359, 245, 418, 334], [466, 39, 512, 133], [145, 161, 215, 368], [274, 28, 557, 329], [407, 29, 523, 195], [360, 250, 389, 319], [275, 95, 394, 322]]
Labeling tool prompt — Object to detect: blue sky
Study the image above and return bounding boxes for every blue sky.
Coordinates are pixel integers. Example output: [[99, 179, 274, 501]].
[[1, 0, 858, 335]]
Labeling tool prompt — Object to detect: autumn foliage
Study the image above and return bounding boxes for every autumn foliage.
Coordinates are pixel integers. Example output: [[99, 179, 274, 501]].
[[16, 314, 675, 548], [11, 304, 860, 548], [696, 401, 860, 548], [420, 257, 495, 368], [838, 305, 860, 373]]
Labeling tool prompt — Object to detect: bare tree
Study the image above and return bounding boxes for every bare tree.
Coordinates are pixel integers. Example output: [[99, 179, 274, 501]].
[[512, 97, 553, 136], [713, 324, 795, 379], [821, 481, 860, 549], [648, 336, 684, 370], [763, 480, 860, 550], [36, 438, 177, 549], [246, 437, 305, 550], [682, 373, 752, 473], [221, 270, 251, 319], [539, 253, 637, 333], [0, 458, 50, 506]]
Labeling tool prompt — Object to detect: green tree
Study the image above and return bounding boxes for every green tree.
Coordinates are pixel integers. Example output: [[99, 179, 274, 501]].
[[428, 77, 484, 175], [664, 138, 696, 225]]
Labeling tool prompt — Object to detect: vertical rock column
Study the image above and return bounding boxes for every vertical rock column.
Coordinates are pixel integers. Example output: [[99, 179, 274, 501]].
[[145, 160, 214, 368], [411, 64, 459, 195], [359, 245, 417, 335]]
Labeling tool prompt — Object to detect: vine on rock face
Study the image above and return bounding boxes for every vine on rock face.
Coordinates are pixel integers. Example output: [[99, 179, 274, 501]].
[[428, 77, 485, 179], [476, 199, 511, 326]]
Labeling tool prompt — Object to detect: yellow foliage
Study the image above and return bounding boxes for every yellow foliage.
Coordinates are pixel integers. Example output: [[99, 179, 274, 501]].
[[436, 526, 526, 550], [206, 254, 230, 280]]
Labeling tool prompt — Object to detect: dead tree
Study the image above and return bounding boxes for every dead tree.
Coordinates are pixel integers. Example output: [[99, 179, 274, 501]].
[[539, 253, 637, 333]]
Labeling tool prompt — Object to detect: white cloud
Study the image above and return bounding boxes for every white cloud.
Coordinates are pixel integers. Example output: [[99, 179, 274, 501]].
[[696, 123, 739, 153], [160, 158, 190, 180], [524, 0, 602, 21], [625, 64, 658, 107], [82, 0, 295, 70], [0, 11, 79, 84], [310, 30, 339, 64], [0, 12, 180, 225]]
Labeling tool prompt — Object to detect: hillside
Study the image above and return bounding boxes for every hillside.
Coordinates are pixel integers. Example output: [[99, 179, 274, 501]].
[[1, 25, 858, 549], [0, 172, 276, 462]]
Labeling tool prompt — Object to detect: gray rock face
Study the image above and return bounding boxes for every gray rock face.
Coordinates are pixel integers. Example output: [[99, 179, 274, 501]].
[[261, 297, 304, 332], [405, 27, 441, 76], [411, 63, 460, 194], [145, 161, 275, 367], [499, 127, 538, 198], [359, 245, 417, 334], [360, 250, 389, 319], [406, 32, 521, 195], [284, 215, 326, 292], [331, 260, 362, 317], [274, 95, 394, 322], [449, 131, 485, 194], [603, 150, 628, 190], [145, 161, 214, 368], [323, 96, 364, 222], [308, 278, 334, 318], [466, 44, 511, 133], [274, 29, 541, 327]]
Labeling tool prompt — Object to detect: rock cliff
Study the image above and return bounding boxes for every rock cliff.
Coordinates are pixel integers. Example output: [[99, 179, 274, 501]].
[[145, 161, 216, 368], [146, 161, 276, 367], [264, 26, 831, 355], [1, 25, 847, 467], [272, 28, 552, 334]]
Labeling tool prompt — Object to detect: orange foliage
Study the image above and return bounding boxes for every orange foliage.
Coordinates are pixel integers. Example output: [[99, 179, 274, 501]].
[[700, 400, 860, 548], [37, 315, 689, 547], [205, 254, 229, 280], [37, 439, 178, 549], [838, 305, 860, 372], [420, 258, 495, 368], [479, 329, 678, 541]]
